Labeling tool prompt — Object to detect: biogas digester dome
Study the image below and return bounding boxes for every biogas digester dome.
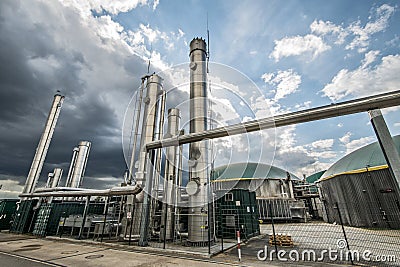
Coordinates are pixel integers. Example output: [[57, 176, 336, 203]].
[[212, 162, 300, 199], [318, 135, 400, 229]]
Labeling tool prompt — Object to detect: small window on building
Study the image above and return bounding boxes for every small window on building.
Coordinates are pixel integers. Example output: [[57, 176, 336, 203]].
[[225, 193, 233, 202]]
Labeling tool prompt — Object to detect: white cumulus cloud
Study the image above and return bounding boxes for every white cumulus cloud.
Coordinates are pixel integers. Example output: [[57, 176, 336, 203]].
[[262, 69, 302, 100], [272, 4, 396, 62], [339, 132, 375, 154], [346, 4, 395, 52], [310, 20, 348, 44], [311, 139, 334, 149], [322, 53, 400, 101], [270, 34, 331, 62]]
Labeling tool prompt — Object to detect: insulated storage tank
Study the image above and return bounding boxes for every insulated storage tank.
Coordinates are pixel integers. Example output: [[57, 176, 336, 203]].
[[318, 135, 400, 229], [212, 162, 306, 222]]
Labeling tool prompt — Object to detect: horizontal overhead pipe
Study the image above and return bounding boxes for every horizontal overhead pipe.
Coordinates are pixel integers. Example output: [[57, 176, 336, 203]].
[[35, 187, 94, 192], [19, 185, 142, 198], [146, 90, 400, 150]]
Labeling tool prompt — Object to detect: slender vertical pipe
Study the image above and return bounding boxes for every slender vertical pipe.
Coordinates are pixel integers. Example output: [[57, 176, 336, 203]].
[[128, 78, 146, 184], [173, 129, 184, 240], [151, 91, 166, 229]]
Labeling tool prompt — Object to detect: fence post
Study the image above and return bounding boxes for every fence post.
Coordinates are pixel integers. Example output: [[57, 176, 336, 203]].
[[128, 202, 135, 246], [100, 197, 110, 242], [60, 212, 67, 238], [78, 196, 91, 240], [335, 202, 354, 265], [236, 230, 241, 262], [268, 202, 278, 259], [220, 204, 224, 251], [208, 195, 212, 255]]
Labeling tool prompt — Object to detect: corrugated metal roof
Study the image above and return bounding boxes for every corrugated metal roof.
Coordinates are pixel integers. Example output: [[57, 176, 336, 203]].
[[211, 162, 301, 181], [321, 135, 400, 179]]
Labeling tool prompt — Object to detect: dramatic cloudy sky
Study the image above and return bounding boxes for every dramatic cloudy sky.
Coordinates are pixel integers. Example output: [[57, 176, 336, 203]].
[[1, 0, 400, 198]]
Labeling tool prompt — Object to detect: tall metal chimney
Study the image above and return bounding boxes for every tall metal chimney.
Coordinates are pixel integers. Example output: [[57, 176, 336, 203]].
[[136, 74, 164, 187], [161, 108, 181, 241], [22, 93, 65, 195], [65, 141, 91, 188], [65, 147, 79, 187], [46, 168, 63, 188], [187, 38, 213, 244], [125, 74, 164, 241]]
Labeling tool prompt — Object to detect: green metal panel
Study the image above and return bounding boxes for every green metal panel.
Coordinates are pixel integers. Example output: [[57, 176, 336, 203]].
[[216, 189, 259, 240], [0, 199, 18, 230], [306, 170, 326, 183], [10, 199, 38, 233]]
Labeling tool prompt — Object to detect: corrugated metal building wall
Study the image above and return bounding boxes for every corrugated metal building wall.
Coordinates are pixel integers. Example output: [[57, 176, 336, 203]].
[[319, 167, 400, 228]]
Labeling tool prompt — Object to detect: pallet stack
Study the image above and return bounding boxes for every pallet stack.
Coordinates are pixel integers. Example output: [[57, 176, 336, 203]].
[[268, 233, 294, 247]]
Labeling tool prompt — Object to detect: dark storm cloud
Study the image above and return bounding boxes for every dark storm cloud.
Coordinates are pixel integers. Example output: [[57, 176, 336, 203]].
[[0, 0, 149, 193]]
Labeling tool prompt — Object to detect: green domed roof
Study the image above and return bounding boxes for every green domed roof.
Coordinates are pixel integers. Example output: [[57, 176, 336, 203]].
[[306, 170, 326, 183], [212, 162, 301, 181], [321, 135, 400, 180]]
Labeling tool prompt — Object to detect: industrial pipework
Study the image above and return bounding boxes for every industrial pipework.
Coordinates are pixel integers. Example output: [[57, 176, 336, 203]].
[[123, 74, 165, 241], [22, 93, 65, 195], [160, 108, 181, 241], [187, 38, 213, 244], [145, 89, 400, 151]]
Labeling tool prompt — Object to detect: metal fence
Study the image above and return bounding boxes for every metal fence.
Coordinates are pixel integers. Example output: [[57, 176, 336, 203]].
[[10, 195, 400, 266], [251, 201, 400, 266]]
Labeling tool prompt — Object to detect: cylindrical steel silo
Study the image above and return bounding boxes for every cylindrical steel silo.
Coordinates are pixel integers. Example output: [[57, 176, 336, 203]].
[[22, 93, 65, 195]]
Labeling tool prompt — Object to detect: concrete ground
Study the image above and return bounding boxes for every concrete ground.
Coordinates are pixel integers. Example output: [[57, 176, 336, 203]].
[[215, 222, 400, 266], [1, 222, 399, 266], [0, 232, 239, 267]]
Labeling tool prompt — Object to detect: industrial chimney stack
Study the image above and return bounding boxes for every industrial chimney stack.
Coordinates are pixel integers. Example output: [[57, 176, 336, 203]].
[[65, 141, 91, 188], [22, 93, 65, 195], [187, 38, 213, 244]]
